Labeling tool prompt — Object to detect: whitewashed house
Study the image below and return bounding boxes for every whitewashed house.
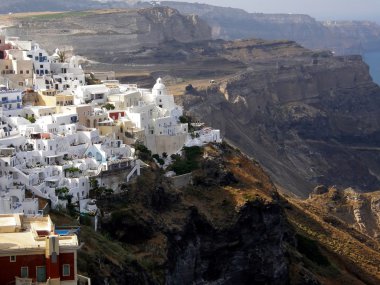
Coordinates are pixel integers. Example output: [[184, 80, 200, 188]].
[[123, 78, 188, 155]]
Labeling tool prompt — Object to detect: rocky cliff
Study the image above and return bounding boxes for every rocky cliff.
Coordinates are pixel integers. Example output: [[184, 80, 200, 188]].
[[162, 1, 380, 55], [52, 144, 380, 284], [4, 7, 211, 62], [183, 40, 380, 197], [77, 144, 293, 284], [3, 1, 380, 55], [306, 186, 380, 239]]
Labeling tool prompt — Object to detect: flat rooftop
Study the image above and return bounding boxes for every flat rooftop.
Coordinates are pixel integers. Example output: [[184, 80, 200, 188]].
[[0, 214, 78, 253]]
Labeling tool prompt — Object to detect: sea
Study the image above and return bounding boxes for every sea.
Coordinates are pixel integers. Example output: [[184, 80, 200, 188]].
[[363, 51, 380, 85]]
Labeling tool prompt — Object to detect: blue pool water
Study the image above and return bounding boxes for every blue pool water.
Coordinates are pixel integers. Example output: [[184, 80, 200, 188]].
[[363, 51, 380, 85], [55, 229, 70, 236]]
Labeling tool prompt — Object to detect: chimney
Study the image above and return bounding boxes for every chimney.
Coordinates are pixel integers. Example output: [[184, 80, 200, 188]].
[[45, 235, 60, 279]]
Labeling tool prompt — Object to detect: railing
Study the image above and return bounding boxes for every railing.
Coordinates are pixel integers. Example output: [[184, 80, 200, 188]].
[[1, 99, 22, 104], [126, 160, 141, 182], [77, 275, 91, 285]]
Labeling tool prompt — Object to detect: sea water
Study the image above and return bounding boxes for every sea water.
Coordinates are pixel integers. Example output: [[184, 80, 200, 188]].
[[363, 51, 380, 85]]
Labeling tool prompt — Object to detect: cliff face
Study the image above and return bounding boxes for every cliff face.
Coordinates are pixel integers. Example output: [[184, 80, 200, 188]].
[[165, 202, 289, 285], [3, 1, 380, 55], [184, 40, 380, 197], [86, 144, 292, 284], [162, 1, 380, 55], [61, 144, 380, 285], [4, 7, 211, 62]]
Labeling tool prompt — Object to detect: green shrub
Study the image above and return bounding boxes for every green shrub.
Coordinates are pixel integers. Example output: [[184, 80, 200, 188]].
[[152, 154, 160, 160], [103, 103, 115, 110], [135, 143, 152, 161], [26, 116, 36, 123], [169, 146, 203, 175]]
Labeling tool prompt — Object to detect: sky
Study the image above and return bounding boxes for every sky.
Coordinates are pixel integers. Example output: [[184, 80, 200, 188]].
[[170, 0, 380, 22]]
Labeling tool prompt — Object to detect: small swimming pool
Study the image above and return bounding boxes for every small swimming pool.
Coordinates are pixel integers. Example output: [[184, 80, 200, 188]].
[[55, 229, 70, 236]]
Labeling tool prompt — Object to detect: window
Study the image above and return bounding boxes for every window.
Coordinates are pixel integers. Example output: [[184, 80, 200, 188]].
[[10, 256, 16, 262], [26, 70, 30, 74], [62, 264, 70, 276], [20, 70, 23, 74], [21, 267, 28, 278]]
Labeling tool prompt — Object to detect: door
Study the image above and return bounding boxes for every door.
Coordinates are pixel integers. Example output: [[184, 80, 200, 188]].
[[36, 266, 46, 282]]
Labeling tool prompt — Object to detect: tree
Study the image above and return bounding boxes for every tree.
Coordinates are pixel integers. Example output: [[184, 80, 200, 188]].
[[26, 116, 36, 123], [55, 187, 69, 200], [103, 103, 115, 110], [89, 178, 99, 190], [57, 50, 66, 63], [179, 116, 189, 124]]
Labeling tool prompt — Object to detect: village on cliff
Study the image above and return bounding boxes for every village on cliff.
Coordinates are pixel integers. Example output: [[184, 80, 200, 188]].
[[0, 34, 221, 284]]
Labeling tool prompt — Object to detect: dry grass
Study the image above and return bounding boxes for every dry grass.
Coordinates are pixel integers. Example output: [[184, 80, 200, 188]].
[[181, 144, 277, 228], [285, 196, 380, 284]]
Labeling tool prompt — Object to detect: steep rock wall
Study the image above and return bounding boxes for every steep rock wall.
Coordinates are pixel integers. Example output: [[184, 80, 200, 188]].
[[184, 49, 380, 197]]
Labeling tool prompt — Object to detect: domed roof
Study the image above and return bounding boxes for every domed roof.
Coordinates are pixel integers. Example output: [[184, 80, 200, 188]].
[[153, 78, 166, 91]]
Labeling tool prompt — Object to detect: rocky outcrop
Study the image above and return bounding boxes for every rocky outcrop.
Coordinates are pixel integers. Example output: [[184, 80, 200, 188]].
[[184, 43, 380, 197], [77, 144, 380, 284], [166, 203, 290, 285], [87, 144, 293, 284], [306, 187, 380, 239]]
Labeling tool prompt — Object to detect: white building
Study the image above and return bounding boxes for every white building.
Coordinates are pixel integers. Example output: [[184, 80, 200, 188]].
[[123, 78, 188, 155], [26, 43, 51, 77], [0, 85, 23, 117], [74, 84, 109, 105], [0, 147, 39, 216]]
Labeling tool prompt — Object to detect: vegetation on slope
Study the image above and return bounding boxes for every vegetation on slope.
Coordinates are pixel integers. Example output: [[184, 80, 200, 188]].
[[50, 143, 380, 284]]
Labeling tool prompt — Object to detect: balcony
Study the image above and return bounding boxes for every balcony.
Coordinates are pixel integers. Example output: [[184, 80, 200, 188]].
[[1, 98, 22, 104], [15, 277, 49, 285], [1, 70, 15, 75]]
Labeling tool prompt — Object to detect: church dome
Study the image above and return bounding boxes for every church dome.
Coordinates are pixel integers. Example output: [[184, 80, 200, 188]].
[[153, 78, 166, 91]]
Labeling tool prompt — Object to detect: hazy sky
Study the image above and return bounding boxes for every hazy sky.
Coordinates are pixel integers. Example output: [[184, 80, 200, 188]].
[[172, 0, 380, 22]]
